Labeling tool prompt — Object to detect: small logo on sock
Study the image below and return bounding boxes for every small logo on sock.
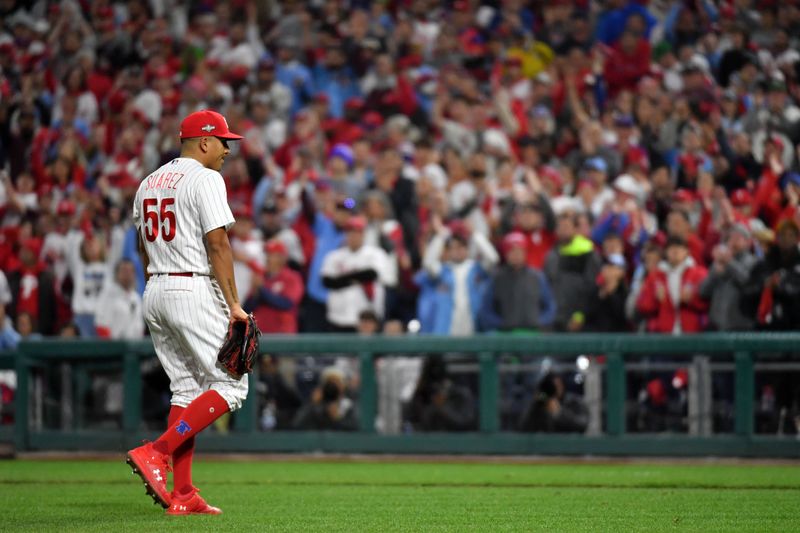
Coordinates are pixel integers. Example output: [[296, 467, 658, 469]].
[[176, 420, 192, 435]]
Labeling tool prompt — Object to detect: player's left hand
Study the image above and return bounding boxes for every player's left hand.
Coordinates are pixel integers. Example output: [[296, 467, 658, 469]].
[[230, 305, 249, 322], [217, 313, 261, 380]]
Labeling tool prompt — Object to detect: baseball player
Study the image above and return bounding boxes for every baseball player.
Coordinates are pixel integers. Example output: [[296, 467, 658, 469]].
[[126, 109, 248, 515]]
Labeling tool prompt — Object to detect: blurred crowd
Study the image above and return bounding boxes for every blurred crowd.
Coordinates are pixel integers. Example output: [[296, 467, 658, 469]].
[[2, 0, 800, 350]]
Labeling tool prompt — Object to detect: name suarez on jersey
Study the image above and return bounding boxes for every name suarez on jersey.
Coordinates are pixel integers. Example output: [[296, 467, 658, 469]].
[[143, 171, 185, 191]]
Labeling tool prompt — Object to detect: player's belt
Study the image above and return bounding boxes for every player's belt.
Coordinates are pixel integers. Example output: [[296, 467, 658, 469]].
[[153, 272, 209, 277]]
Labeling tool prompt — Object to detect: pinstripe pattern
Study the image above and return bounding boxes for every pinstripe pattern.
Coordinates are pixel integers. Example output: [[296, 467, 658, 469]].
[[135, 157, 245, 412], [143, 276, 248, 411], [133, 158, 234, 276]]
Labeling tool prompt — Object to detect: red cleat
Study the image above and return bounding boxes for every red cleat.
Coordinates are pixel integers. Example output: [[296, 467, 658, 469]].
[[166, 489, 222, 515], [126, 442, 172, 508]]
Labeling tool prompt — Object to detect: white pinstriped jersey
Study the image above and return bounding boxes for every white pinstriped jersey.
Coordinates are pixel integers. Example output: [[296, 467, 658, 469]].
[[133, 157, 234, 275]]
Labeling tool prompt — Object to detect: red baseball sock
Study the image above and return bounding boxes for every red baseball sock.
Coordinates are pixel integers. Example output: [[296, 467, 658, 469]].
[[153, 390, 229, 456], [167, 405, 195, 497], [167, 405, 185, 430]]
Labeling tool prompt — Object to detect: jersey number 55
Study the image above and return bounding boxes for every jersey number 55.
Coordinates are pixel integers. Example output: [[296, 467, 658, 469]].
[[143, 198, 177, 242]]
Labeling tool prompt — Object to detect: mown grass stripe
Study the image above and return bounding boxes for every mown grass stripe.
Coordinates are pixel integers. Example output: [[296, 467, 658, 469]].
[[1, 478, 799, 491], [1, 460, 799, 532]]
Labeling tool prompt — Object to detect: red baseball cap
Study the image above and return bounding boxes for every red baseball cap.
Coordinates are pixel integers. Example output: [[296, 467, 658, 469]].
[[539, 165, 564, 193], [730, 189, 752, 207], [362, 111, 384, 129], [627, 146, 650, 172], [179, 109, 243, 140], [673, 189, 696, 203], [345, 215, 368, 231], [447, 219, 469, 239], [767, 134, 785, 152], [502, 231, 528, 254], [56, 199, 76, 216], [344, 97, 364, 110], [265, 239, 287, 256]]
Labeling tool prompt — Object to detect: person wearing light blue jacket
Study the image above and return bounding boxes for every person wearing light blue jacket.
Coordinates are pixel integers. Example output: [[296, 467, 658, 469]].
[[414, 220, 499, 335]]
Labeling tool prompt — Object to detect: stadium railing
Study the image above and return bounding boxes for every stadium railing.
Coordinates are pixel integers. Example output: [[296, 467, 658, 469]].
[[3, 333, 800, 457]]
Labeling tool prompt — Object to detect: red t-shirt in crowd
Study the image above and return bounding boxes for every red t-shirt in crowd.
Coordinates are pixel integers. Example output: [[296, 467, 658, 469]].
[[251, 267, 305, 334], [516, 227, 556, 270]]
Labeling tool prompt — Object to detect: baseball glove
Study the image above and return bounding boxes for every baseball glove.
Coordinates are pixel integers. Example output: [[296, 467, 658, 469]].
[[216, 314, 261, 379]]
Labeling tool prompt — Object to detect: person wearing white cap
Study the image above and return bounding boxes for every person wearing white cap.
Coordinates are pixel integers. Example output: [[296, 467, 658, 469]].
[[590, 173, 653, 253], [613, 173, 644, 202]]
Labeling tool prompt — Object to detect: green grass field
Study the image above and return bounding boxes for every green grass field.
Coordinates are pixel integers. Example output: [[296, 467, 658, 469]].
[[0, 457, 798, 532]]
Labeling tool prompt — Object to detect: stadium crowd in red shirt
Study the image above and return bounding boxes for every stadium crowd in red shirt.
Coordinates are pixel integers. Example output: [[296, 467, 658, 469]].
[[1, 0, 799, 345]]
